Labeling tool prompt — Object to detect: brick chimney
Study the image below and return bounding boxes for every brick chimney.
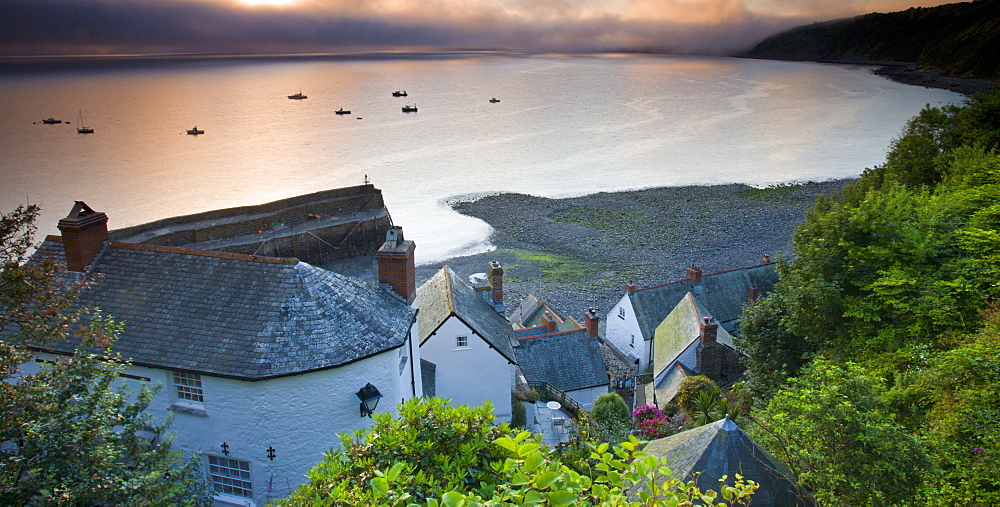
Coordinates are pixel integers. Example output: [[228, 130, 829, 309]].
[[488, 261, 504, 313], [698, 316, 718, 344], [57, 201, 108, 273], [686, 265, 703, 284], [584, 307, 599, 338], [761, 254, 771, 265], [376, 227, 416, 304], [542, 311, 556, 333], [747, 285, 759, 306]]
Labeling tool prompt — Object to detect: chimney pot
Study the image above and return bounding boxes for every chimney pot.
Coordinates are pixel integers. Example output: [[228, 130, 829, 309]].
[[686, 265, 703, 284], [761, 254, 771, 265], [543, 311, 556, 333], [488, 261, 504, 312], [698, 315, 718, 344]]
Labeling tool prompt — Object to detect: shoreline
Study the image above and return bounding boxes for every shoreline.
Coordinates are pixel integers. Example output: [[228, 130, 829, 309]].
[[872, 63, 996, 97], [415, 179, 852, 318]]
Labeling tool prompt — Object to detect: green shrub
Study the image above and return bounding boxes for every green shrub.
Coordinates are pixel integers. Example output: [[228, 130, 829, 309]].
[[511, 395, 527, 428], [674, 375, 720, 415]]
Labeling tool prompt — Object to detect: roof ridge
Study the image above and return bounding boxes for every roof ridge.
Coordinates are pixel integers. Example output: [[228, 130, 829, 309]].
[[108, 240, 298, 265], [516, 328, 586, 341], [442, 265, 456, 313]]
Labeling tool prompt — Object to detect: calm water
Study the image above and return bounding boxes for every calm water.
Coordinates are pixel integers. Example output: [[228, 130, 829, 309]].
[[0, 54, 961, 263]]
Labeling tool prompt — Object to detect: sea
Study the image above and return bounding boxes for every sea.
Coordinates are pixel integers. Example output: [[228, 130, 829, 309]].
[[0, 53, 963, 264]]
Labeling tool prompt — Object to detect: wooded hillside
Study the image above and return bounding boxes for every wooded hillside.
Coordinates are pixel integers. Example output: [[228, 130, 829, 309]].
[[743, 0, 1000, 79]]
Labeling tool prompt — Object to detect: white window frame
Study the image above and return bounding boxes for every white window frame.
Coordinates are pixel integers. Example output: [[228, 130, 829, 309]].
[[173, 371, 204, 403], [455, 335, 469, 349], [618, 307, 626, 320], [207, 455, 253, 499]]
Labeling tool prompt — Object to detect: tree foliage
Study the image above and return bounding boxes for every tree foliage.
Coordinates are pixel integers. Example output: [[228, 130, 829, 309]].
[[1, 204, 207, 504], [282, 398, 758, 506], [282, 397, 515, 505], [749, 360, 929, 506]]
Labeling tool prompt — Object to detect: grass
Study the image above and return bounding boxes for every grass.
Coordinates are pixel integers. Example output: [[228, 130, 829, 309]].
[[501, 248, 600, 285], [550, 207, 636, 231]]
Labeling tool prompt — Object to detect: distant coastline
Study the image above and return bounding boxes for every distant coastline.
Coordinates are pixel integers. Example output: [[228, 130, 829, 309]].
[[871, 63, 997, 97]]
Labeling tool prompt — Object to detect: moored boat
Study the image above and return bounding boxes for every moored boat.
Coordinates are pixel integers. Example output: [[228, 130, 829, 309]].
[[392, 90, 407, 97], [187, 127, 205, 135], [288, 91, 307, 99], [42, 117, 62, 124], [335, 108, 351, 115], [76, 110, 94, 134], [401, 104, 418, 113], [489, 98, 500, 103]]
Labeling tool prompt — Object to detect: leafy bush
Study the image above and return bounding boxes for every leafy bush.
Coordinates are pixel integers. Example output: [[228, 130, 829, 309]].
[[674, 375, 720, 415], [281, 397, 513, 505], [511, 395, 527, 428]]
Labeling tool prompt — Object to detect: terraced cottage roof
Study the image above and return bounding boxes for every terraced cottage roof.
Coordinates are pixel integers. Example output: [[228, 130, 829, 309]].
[[415, 266, 516, 363], [25, 237, 416, 380], [513, 328, 607, 392]]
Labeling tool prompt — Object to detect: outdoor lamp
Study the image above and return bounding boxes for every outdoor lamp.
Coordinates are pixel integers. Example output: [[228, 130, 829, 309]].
[[356, 382, 383, 417]]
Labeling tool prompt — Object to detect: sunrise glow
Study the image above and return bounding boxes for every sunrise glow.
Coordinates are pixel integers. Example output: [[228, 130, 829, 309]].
[[240, 0, 296, 5]]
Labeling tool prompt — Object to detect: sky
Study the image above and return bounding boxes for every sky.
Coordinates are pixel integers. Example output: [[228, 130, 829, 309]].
[[0, 0, 959, 57]]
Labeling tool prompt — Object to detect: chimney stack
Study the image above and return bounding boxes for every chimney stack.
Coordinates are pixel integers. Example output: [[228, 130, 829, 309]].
[[488, 261, 504, 313], [686, 265, 703, 284], [57, 201, 108, 273], [376, 227, 416, 304], [761, 254, 771, 265], [698, 316, 718, 344], [584, 307, 600, 338], [542, 311, 556, 333], [748, 285, 759, 306]]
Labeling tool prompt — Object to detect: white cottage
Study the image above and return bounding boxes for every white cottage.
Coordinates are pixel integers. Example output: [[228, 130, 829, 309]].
[[415, 266, 517, 422], [604, 263, 778, 371], [16, 203, 422, 506]]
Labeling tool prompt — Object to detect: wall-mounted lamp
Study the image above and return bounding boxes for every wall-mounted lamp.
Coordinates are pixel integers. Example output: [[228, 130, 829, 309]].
[[356, 382, 383, 417]]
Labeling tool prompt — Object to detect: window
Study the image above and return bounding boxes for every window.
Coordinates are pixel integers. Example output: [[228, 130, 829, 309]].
[[456, 335, 469, 348], [208, 455, 252, 498], [630, 334, 635, 348], [618, 307, 626, 320], [174, 371, 204, 402]]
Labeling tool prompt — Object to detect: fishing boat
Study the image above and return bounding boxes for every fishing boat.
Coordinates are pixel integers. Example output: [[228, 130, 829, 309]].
[[288, 91, 307, 99], [392, 90, 407, 97], [401, 104, 418, 113], [187, 127, 205, 135], [41, 117, 62, 124], [489, 98, 500, 103], [335, 108, 351, 115], [76, 110, 94, 134]]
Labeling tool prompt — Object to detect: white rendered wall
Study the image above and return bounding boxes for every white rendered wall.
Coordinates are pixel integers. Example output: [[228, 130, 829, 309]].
[[420, 316, 514, 421], [604, 294, 645, 368], [23, 337, 420, 506]]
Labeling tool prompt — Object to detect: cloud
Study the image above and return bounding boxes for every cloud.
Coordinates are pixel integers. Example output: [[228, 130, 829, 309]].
[[0, 0, 954, 56]]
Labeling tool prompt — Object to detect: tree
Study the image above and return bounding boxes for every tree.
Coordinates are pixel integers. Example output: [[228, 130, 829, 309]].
[[915, 305, 1000, 505], [281, 397, 515, 505], [587, 392, 633, 443], [749, 359, 929, 505], [0, 205, 207, 504]]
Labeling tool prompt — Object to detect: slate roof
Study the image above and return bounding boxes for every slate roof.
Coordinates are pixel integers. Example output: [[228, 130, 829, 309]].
[[415, 266, 516, 363], [25, 237, 416, 380], [636, 417, 815, 506], [513, 329, 608, 392], [509, 294, 581, 332], [652, 293, 734, 379], [630, 263, 777, 340]]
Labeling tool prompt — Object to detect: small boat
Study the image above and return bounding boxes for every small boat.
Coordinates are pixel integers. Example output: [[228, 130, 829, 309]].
[[335, 108, 351, 115], [76, 110, 94, 134], [187, 127, 205, 135], [42, 117, 62, 124], [401, 104, 418, 113], [489, 98, 500, 103], [288, 91, 307, 99], [392, 90, 407, 97]]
